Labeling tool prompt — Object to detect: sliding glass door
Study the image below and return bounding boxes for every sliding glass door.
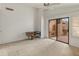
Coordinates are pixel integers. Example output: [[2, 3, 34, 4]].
[[49, 19, 56, 40], [49, 17, 69, 44], [57, 17, 69, 44]]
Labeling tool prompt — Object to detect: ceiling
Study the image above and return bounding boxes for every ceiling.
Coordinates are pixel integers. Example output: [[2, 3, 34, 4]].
[[0, 3, 79, 10], [24, 3, 79, 9]]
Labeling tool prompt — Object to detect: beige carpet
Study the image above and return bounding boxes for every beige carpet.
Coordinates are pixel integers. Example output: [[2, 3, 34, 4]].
[[0, 39, 79, 56]]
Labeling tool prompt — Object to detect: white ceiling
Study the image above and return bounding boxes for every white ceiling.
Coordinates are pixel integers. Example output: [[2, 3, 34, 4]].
[[0, 3, 79, 10], [24, 3, 79, 9]]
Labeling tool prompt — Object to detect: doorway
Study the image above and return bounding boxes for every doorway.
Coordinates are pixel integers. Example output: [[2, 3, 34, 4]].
[[48, 17, 69, 44]]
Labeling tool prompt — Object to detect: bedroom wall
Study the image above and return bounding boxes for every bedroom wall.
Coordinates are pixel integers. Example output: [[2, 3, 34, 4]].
[[0, 4, 38, 44]]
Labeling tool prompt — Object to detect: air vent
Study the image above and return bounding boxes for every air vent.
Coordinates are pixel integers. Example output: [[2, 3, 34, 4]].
[[6, 7, 14, 11]]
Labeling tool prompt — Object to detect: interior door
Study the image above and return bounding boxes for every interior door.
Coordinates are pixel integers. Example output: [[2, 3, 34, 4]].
[[57, 17, 69, 44]]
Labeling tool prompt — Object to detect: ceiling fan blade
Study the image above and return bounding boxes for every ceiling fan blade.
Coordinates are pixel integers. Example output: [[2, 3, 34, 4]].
[[49, 3, 61, 7], [43, 3, 60, 7]]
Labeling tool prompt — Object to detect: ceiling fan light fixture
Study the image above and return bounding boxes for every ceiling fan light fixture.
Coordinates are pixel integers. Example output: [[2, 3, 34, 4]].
[[44, 3, 50, 6]]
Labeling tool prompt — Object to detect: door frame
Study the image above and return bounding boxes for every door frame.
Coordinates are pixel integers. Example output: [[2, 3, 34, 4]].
[[48, 17, 69, 44]]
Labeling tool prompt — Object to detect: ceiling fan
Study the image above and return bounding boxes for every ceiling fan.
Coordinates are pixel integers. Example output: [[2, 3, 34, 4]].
[[43, 3, 60, 7]]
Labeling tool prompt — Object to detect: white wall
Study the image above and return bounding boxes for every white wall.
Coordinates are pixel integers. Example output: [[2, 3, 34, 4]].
[[34, 9, 46, 38], [40, 9, 45, 38], [44, 5, 79, 47], [0, 4, 38, 44], [34, 9, 41, 32]]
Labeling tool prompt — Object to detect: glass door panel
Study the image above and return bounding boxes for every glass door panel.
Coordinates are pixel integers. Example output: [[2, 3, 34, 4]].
[[57, 18, 69, 44], [49, 19, 56, 40]]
